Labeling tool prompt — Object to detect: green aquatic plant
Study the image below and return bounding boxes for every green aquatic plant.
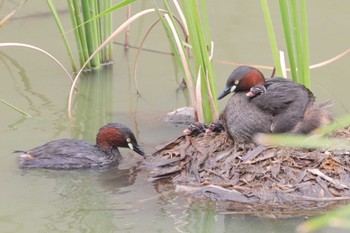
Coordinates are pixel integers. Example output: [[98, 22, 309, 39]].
[[156, 0, 218, 123], [47, 0, 77, 71], [65, 0, 219, 123], [261, 0, 310, 88], [297, 204, 350, 233], [255, 113, 350, 149], [47, 0, 136, 71], [68, 8, 160, 121], [261, 0, 283, 77]]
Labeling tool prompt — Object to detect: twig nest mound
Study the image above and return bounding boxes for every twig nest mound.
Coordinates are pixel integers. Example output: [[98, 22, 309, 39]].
[[144, 128, 350, 217]]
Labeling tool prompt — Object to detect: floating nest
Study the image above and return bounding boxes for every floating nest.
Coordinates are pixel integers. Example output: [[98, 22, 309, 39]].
[[143, 127, 350, 217]]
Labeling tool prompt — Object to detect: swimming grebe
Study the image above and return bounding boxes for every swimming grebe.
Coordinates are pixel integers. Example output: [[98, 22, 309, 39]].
[[16, 123, 144, 169]]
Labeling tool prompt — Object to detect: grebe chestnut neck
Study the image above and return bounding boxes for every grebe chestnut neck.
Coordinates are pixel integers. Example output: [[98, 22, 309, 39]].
[[16, 123, 144, 169], [217, 66, 332, 143]]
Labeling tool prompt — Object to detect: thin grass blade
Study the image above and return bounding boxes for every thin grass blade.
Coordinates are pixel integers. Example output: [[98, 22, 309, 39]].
[[1, 99, 32, 117]]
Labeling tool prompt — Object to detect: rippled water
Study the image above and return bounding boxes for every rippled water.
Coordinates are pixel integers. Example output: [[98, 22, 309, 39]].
[[1, 1, 350, 232]]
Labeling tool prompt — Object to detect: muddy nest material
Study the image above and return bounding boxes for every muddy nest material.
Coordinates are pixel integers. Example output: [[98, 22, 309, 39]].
[[144, 128, 350, 216]]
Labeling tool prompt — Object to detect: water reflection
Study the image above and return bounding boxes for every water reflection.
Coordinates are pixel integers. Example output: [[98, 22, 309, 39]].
[[0, 51, 58, 126], [222, 214, 299, 233], [18, 165, 139, 232], [71, 65, 114, 141], [99, 166, 138, 192], [182, 202, 216, 233]]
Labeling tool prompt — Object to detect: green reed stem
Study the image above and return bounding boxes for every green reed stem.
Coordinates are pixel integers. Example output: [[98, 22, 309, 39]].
[[279, 0, 298, 82], [156, 0, 218, 122], [290, 1, 303, 83], [261, 0, 283, 77], [47, 0, 77, 72], [180, 0, 218, 123], [91, 0, 101, 59], [81, 0, 98, 68], [98, 1, 105, 61], [98, 0, 113, 62], [300, 0, 310, 88], [68, 0, 90, 69], [276, 0, 310, 87], [95, 0, 104, 60], [105, 0, 113, 61], [50, 0, 132, 71]]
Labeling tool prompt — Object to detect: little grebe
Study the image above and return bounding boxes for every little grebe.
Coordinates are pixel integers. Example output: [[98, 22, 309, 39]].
[[16, 123, 144, 169], [217, 66, 332, 143]]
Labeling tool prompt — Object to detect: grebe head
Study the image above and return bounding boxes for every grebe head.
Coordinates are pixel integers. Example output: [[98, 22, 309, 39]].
[[96, 123, 144, 156], [217, 66, 265, 100]]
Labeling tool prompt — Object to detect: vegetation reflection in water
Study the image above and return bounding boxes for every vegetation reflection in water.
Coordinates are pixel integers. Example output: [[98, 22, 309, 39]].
[[18, 167, 138, 232]]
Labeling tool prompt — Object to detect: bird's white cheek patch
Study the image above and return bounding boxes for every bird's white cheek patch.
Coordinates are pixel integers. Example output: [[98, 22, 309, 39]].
[[230, 85, 237, 93], [127, 138, 134, 150]]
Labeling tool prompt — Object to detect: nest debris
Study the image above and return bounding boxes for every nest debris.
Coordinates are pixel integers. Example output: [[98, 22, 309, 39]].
[[144, 127, 350, 217]]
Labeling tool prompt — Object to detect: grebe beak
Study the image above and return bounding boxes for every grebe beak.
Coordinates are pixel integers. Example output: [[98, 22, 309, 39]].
[[127, 141, 145, 156], [133, 145, 145, 156], [218, 85, 236, 100]]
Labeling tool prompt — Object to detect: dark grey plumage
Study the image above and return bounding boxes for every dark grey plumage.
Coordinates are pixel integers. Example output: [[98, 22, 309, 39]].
[[250, 78, 315, 133], [220, 92, 273, 143], [218, 66, 333, 143], [16, 123, 144, 169]]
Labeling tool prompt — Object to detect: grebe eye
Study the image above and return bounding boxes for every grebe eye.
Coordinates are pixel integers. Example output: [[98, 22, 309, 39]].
[[126, 138, 131, 143], [234, 80, 239, 85]]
